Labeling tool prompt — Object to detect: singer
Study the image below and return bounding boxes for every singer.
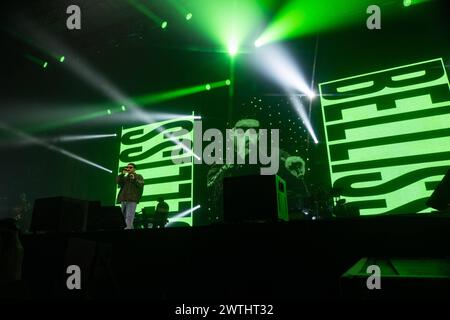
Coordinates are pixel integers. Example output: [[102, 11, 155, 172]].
[[116, 163, 145, 229]]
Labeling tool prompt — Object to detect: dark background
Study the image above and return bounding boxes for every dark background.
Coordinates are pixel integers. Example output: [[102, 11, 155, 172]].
[[0, 0, 448, 224]]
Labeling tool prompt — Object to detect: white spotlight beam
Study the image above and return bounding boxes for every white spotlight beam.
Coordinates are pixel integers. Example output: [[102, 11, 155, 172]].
[[0, 122, 112, 173], [23, 23, 199, 162], [0, 133, 117, 147], [289, 96, 319, 144], [254, 44, 315, 97], [166, 205, 201, 227], [55, 133, 117, 142]]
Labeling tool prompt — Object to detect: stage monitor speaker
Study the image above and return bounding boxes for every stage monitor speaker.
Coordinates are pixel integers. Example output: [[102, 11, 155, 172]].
[[223, 174, 288, 223], [86, 205, 125, 231], [30, 197, 88, 233], [340, 257, 450, 299], [426, 169, 450, 211]]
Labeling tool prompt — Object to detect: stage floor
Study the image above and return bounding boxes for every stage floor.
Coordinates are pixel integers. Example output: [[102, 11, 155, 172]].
[[18, 213, 450, 300]]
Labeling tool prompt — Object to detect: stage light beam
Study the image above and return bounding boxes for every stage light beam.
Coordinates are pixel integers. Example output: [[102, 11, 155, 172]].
[[27, 80, 230, 133], [228, 39, 238, 56], [0, 122, 112, 173], [253, 44, 315, 98], [56, 133, 117, 142], [166, 205, 201, 227], [127, 0, 164, 28], [289, 95, 319, 144], [403, 0, 431, 7], [255, 0, 389, 46], [189, 1, 268, 57]]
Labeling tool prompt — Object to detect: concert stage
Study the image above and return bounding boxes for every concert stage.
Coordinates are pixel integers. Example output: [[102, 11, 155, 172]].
[[18, 213, 450, 300]]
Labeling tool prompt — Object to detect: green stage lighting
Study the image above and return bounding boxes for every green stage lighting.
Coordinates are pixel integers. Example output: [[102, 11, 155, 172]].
[[189, 0, 271, 57], [186, 13, 193, 20], [161, 21, 168, 29], [256, 0, 393, 46], [127, 0, 164, 28], [27, 80, 230, 133], [402, 0, 430, 6], [59, 56, 65, 63], [228, 46, 238, 56], [225, 79, 231, 86], [135, 79, 229, 106], [24, 53, 48, 69]]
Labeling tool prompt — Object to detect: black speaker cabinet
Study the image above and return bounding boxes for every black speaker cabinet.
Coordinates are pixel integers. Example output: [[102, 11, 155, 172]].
[[223, 174, 288, 223], [426, 169, 450, 211], [86, 205, 125, 231], [30, 197, 88, 233]]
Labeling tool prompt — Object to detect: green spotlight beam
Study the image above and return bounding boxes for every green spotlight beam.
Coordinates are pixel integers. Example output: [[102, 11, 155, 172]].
[[256, 0, 397, 46], [127, 0, 163, 25], [403, 0, 432, 6], [3, 27, 62, 60], [228, 57, 235, 123], [26, 80, 231, 133], [23, 53, 47, 68], [188, 0, 275, 54], [135, 79, 230, 106], [27, 109, 116, 133], [167, 0, 188, 16]]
